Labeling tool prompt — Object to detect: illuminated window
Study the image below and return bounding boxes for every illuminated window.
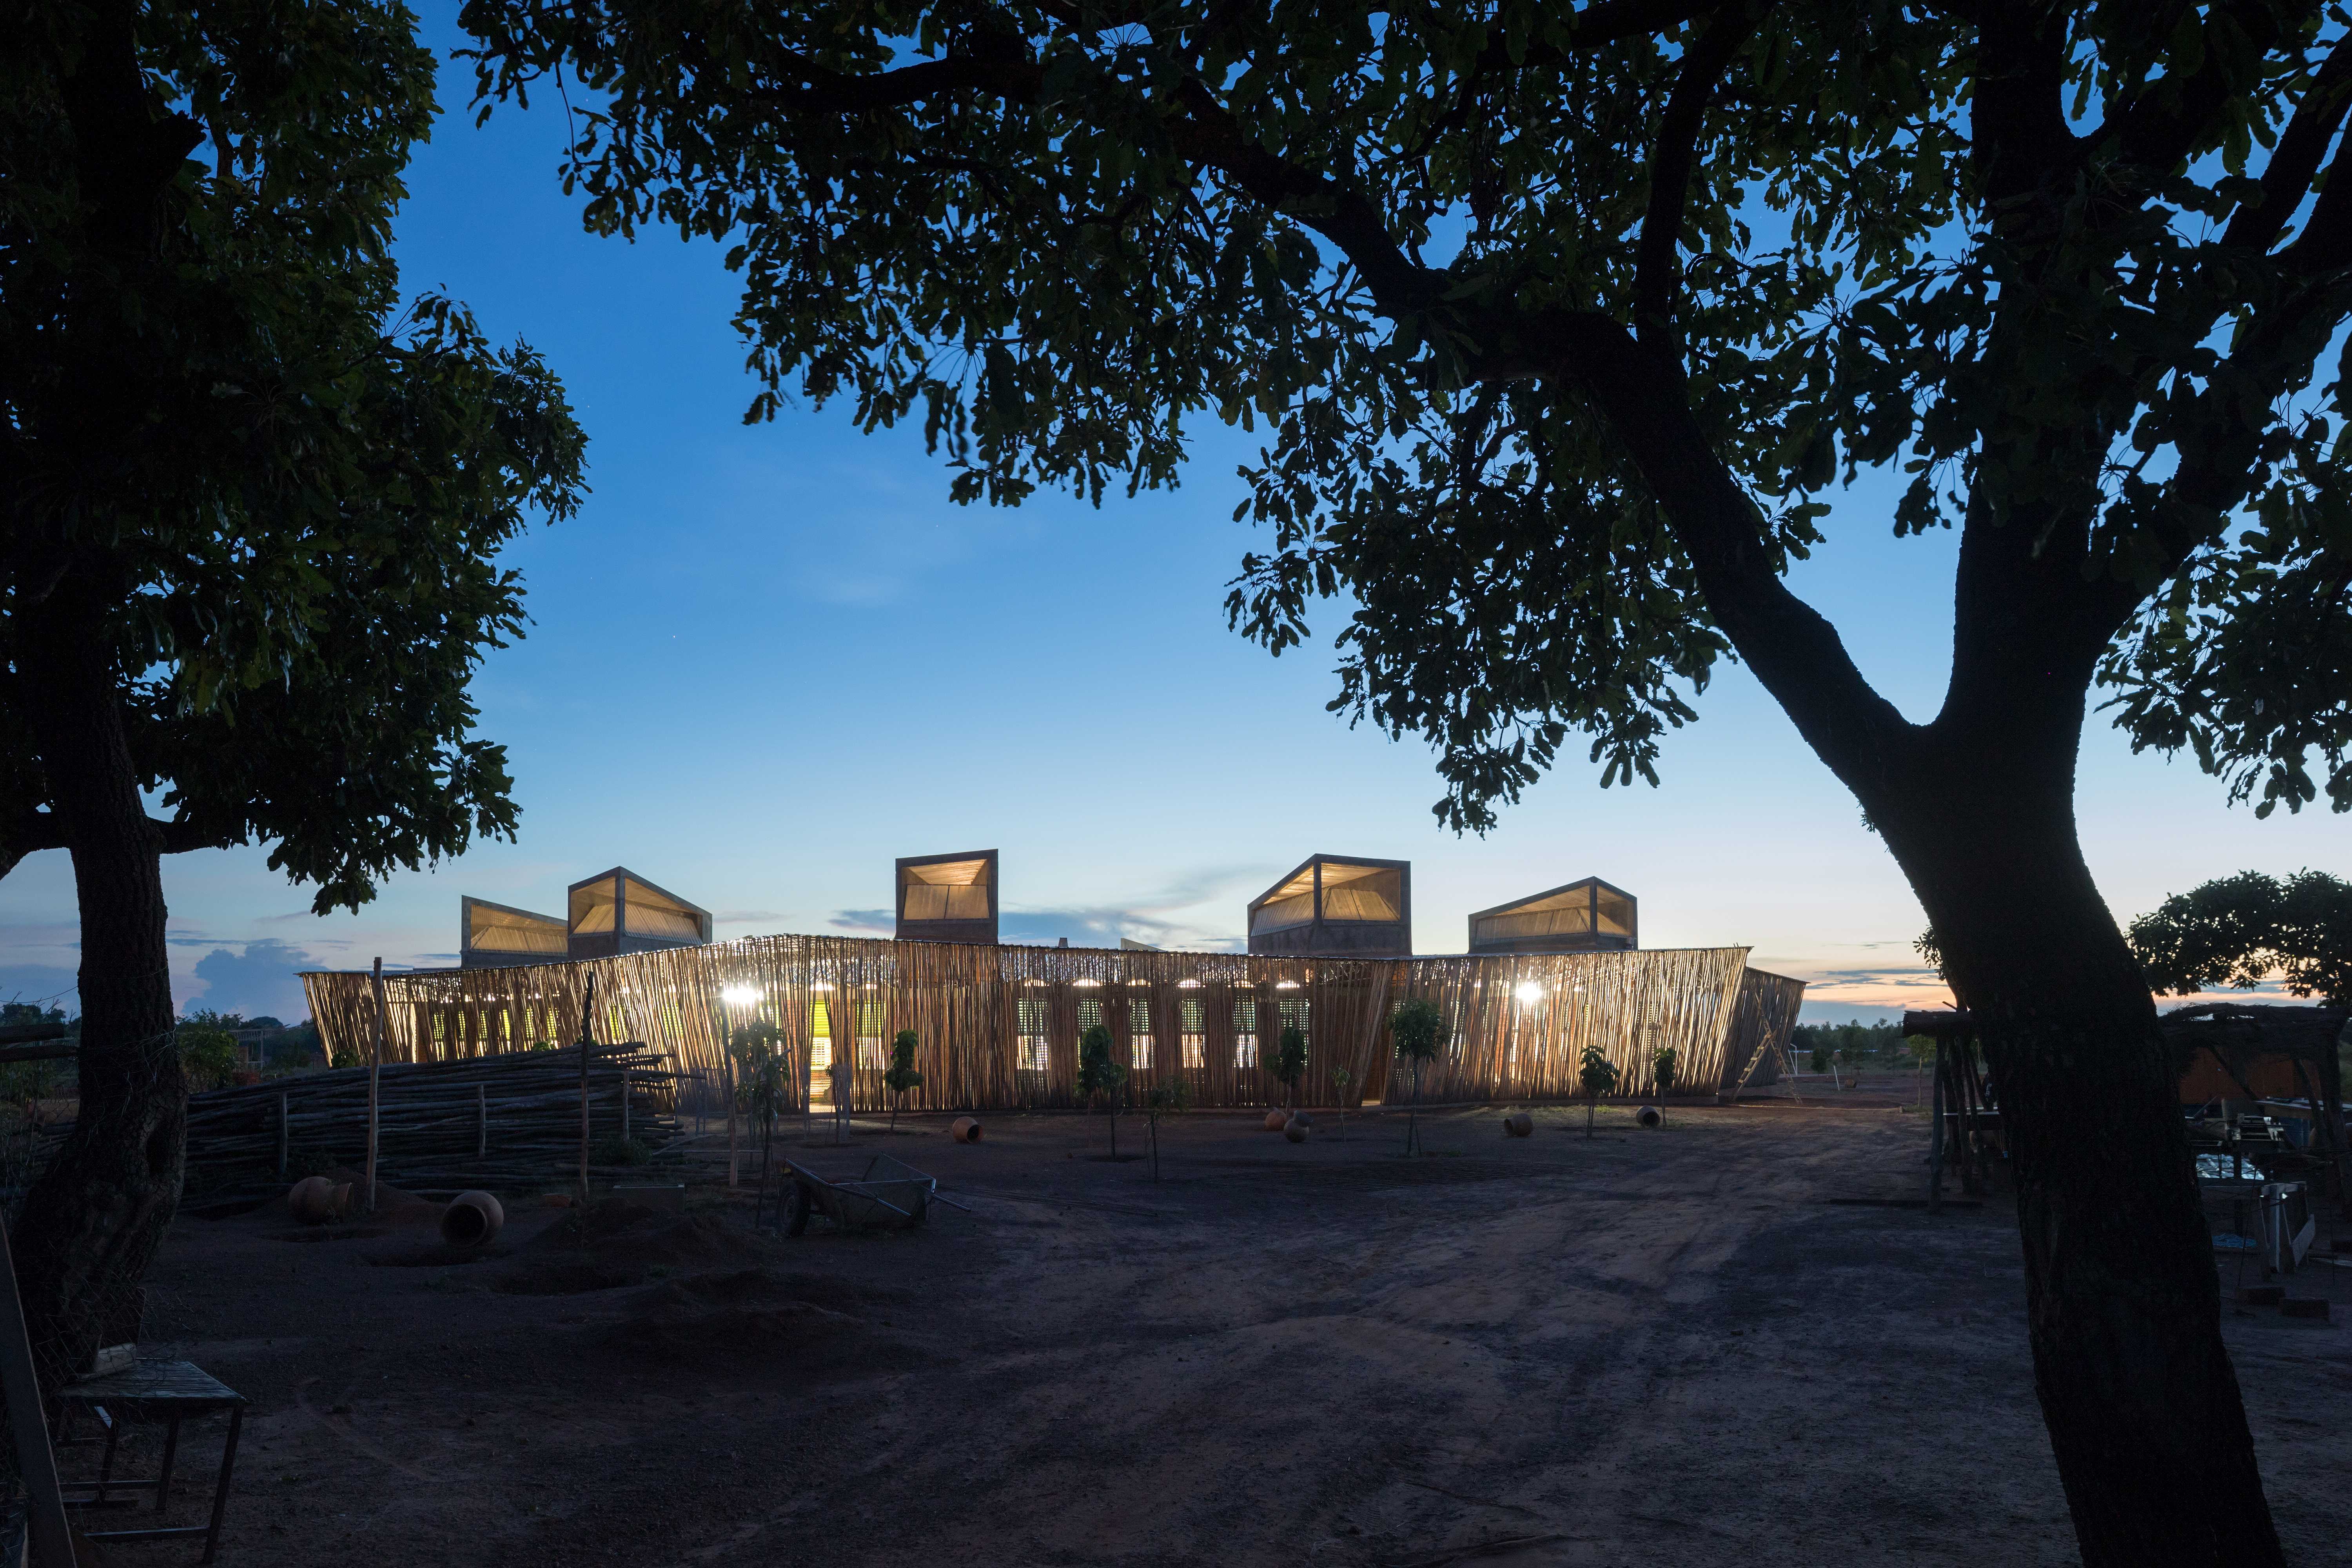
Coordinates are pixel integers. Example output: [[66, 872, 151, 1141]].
[[1234, 992, 1259, 1069], [1180, 997, 1206, 1068], [1018, 996, 1050, 1071], [857, 998, 886, 1069], [809, 999, 834, 1076], [1278, 997, 1310, 1050], [1129, 996, 1153, 1069]]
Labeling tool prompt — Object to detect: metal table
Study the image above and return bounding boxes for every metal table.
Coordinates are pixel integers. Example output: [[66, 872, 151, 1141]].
[[54, 1359, 245, 1563]]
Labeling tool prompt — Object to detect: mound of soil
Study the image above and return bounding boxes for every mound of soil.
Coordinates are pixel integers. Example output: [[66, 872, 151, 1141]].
[[493, 1201, 788, 1295], [598, 1269, 936, 1372], [365, 1241, 514, 1269]]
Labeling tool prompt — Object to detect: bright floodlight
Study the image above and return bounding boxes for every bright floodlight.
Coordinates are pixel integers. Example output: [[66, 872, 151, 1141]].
[[1514, 981, 1545, 1004], [720, 985, 760, 1006]]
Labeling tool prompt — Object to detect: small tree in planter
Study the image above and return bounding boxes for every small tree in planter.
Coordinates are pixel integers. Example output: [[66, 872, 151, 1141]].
[[1143, 1077, 1192, 1183], [1271, 1024, 1308, 1113], [1391, 999, 1448, 1158], [1077, 1023, 1128, 1158], [1579, 1044, 1620, 1138], [882, 1029, 924, 1132], [1650, 1045, 1678, 1102], [1330, 1065, 1354, 1144]]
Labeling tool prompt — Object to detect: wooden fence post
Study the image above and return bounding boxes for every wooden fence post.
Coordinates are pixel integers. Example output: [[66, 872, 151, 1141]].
[[577, 972, 595, 1203], [367, 958, 386, 1212]]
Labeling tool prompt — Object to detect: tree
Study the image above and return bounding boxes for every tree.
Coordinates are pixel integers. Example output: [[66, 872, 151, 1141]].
[[883, 1029, 925, 1132], [1649, 1044, 1677, 1100], [729, 1021, 788, 1175], [6, 0, 584, 1385], [2130, 870, 2352, 1005], [174, 1018, 239, 1094], [1076, 1022, 1127, 1158], [455, 2, 2349, 1553], [1270, 1024, 1308, 1111], [1390, 999, 1448, 1158], [1142, 1077, 1191, 1183], [1330, 1065, 1355, 1145], [1577, 1045, 1619, 1140]]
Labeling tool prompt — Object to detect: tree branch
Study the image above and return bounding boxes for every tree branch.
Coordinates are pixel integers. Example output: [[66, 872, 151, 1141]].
[[1633, 0, 1767, 341], [153, 817, 233, 857], [1167, 80, 1440, 314], [2105, 0, 2323, 180], [2223, 29, 2352, 252], [1969, 0, 2082, 216], [1502, 309, 1921, 795]]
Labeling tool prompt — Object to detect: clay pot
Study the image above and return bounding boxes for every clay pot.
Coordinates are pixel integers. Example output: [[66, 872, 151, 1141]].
[[441, 1191, 505, 1247], [1503, 1112, 1534, 1138], [951, 1116, 984, 1144], [1284, 1120, 1309, 1143], [1635, 1105, 1663, 1129], [287, 1175, 345, 1226], [1264, 1109, 1290, 1132]]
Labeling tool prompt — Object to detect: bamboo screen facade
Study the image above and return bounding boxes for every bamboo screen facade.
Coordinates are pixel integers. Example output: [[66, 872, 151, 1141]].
[[302, 938, 1801, 1114]]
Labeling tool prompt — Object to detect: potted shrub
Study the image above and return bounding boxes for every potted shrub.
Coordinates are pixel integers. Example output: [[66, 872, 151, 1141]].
[[1651, 1044, 1677, 1101]]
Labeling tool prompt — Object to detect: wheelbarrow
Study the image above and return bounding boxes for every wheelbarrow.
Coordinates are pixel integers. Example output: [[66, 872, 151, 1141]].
[[779, 1153, 939, 1235]]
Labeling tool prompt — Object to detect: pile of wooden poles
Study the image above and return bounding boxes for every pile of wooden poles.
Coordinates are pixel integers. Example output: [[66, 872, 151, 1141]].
[[174, 1042, 679, 1195]]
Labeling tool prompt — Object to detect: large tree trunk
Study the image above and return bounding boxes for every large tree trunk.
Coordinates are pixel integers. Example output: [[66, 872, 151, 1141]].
[[1880, 727, 2280, 1567], [9, 598, 185, 1389]]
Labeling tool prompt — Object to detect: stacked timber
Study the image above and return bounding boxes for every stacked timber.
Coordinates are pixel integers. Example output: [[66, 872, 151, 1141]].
[[169, 1043, 678, 1195]]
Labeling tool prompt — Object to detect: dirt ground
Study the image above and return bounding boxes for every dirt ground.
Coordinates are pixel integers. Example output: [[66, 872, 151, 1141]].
[[105, 1091, 2352, 1566]]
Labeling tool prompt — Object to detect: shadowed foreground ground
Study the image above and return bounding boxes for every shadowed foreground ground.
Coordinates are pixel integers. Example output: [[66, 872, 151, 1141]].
[[122, 1100, 2352, 1566]]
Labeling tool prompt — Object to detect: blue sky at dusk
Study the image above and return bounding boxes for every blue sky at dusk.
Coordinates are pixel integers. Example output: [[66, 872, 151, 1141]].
[[3, 7, 2348, 1026]]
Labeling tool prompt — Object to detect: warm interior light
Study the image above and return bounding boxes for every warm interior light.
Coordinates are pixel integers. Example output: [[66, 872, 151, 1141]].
[[721, 985, 760, 1005], [1515, 982, 1545, 1004]]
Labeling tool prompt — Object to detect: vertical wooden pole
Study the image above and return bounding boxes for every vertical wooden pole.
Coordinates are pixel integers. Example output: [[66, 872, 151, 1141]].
[[0, 1218, 75, 1567], [1928, 1044, 1946, 1214], [577, 972, 595, 1203], [366, 958, 385, 1213]]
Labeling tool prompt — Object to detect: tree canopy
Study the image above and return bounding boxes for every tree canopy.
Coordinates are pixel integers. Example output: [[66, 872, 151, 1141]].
[[2131, 869, 2352, 1005], [462, 0, 2352, 831], [4, 0, 587, 909]]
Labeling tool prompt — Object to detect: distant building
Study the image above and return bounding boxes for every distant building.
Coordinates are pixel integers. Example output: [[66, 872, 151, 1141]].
[[1467, 877, 1637, 955], [460, 896, 569, 970], [564, 868, 713, 961], [896, 850, 999, 945], [1247, 853, 1411, 957]]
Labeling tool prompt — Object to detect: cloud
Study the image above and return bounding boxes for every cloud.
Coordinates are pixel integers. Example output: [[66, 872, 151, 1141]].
[[827, 868, 1259, 951], [189, 939, 319, 1023], [715, 910, 793, 925], [1000, 906, 1245, 951]]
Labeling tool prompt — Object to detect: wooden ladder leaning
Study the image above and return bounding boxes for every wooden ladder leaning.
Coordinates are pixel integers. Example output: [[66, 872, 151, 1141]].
[[1719, 1034, 1793, 1104]]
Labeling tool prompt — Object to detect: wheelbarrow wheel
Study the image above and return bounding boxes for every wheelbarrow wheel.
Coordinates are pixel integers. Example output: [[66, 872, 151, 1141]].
[[786, 1182, 813, 1236]]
